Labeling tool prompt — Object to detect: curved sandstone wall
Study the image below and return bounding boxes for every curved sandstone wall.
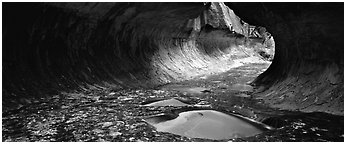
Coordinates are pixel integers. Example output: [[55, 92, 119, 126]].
[[227, 3, 343, 115], [3, 2, 343, 115]]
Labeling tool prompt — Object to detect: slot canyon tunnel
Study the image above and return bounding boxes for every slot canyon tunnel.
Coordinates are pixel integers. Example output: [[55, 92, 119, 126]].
[[2, 2, 344, 142]]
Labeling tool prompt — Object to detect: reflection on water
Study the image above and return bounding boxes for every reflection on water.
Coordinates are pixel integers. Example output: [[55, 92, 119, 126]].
[[144, 110, 270, 140]]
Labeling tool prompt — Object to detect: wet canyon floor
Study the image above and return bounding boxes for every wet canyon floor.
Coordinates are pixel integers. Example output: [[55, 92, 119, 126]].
[[2, 60, 344, 142]]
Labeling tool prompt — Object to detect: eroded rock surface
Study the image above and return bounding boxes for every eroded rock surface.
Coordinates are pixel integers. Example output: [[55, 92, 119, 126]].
[[2, 2, 343, 142]]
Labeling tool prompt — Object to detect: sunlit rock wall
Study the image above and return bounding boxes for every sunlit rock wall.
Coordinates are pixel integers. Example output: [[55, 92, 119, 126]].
[[3, 2, 268, 110]]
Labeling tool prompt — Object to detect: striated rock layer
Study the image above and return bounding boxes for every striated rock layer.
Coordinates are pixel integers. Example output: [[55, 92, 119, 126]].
[[226, 3, 343, 115], [3, 2, 343, 115]]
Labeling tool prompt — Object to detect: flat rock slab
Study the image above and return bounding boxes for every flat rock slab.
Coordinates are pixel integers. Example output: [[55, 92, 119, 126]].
[[143, 98, 190, 107], [144, 110, 265, 140], [162, 86, 211, 94], [229, 84, 253, 92], [236, 93, 251, 98]]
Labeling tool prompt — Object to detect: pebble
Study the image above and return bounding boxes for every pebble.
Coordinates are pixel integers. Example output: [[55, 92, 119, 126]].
[[92, 129, 104, 133], [236, 93, 251, 98], [101, 122, 113, 128], [115, 121, 125, 126], [109, 131, 122, 137], [197, 101, 209, 105], [61, 105, 69, 109], [129, 137, 135, 141]]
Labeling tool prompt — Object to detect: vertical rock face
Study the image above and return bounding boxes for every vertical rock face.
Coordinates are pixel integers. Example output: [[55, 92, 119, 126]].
[[202, 2, 243, 32]]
